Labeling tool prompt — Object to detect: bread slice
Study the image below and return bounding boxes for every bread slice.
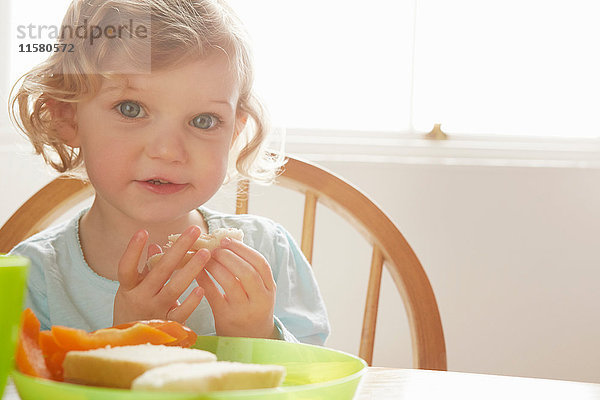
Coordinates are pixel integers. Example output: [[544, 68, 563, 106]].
[[147, 228, 244, 270], [168, 228, 244, 252], [131, 361, 286, 392], [63, 344, 217, 388]]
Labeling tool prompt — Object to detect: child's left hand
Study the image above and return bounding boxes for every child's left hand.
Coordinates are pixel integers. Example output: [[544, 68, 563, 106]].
[[196, 237, 277, 339]]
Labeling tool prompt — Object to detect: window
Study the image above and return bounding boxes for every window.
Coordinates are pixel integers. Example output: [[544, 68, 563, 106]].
[[412, 0, 600, 138], [228, 0, 415, 131], [4, 0, 600, 140], [8, 0, 73, 86], [0, 0, 72, 136]]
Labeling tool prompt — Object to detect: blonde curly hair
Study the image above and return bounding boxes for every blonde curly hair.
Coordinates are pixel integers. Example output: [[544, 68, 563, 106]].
[[10, 0, 282, 183]]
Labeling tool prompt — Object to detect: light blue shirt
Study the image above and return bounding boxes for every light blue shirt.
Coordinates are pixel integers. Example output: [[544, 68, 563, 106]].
[[10, 207, 330, 345]]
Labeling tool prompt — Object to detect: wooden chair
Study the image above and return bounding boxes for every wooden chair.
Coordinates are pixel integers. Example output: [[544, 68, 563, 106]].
[[0, 155, 446, 370]]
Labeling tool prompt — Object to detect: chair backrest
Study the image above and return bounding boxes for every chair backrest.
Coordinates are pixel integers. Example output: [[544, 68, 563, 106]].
[[0, 155, 446, 370]]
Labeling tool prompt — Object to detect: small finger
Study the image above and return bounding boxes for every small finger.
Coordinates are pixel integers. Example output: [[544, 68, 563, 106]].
[[117, 230, 148, 290], [212, 248, 265, 299], [204, 260, 248, 304], [166, 287, 204, 324], [144, 244, 163, 273], [142, 225, 201, 293], [147, 250, 195, 271], [196, 270, 227, 310], [220, 238, 275, 292], [159, 249, 210, 305], [148, 243, 162, 258]]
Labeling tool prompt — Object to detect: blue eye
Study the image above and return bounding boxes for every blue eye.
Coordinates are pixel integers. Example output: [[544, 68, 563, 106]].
[[118, 101, 145, 118], [190, 114, 218, 129]]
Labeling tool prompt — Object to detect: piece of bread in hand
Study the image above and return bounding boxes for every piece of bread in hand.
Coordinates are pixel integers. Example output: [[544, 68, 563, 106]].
[[63, 344, 217, 389], [131, 361, 286, 392], [168, 227, 244, 251], [147, 228, 244, 270]]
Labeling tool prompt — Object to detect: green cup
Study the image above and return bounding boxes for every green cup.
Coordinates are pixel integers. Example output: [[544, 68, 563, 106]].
[[0, 255, 30, 399]]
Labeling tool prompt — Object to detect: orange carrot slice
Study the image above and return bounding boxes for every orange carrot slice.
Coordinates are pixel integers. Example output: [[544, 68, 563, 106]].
[[112, 319, 197, 348], [51, 322, 176, 351], [150, 320, 197, 347], [15, 310, 193, 382], [38, 330, 66, 381], [15, 308, 51, 379]]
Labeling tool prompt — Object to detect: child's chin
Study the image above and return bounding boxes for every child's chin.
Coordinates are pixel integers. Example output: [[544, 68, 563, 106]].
[[133, 207, 199, 224]]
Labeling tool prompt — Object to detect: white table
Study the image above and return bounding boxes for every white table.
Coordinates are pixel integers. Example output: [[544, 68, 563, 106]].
[[4, 367, 600, 399]]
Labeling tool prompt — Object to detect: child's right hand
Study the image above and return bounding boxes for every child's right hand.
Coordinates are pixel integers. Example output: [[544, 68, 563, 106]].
[[113, 226, 211, 326]]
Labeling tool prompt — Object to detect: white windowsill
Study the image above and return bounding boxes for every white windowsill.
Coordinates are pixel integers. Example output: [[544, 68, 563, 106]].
[[3, 126, 600, 169], [277, 128, 600, 169]]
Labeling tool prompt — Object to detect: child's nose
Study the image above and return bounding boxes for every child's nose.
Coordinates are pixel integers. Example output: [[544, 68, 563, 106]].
[[144, 128, 188, 163]]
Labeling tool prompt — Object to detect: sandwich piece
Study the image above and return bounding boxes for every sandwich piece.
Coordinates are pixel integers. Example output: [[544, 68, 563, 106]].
[[63, 344, 217, 389], [147, 228, 244, 270], [168, 227, 244, 252], [131, 361, 286, 392]]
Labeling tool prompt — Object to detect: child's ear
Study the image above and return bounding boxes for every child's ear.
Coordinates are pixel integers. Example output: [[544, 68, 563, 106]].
[[232, 112, 249, 147], [46, 99, 79, 147]]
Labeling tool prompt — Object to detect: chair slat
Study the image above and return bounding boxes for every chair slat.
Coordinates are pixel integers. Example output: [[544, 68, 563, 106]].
[[279, 156, 446, 370], [1, 155, 447, 370], [359, 245, 384, 366], [0, 178, 92, 253], [235, 179, 250, 215], [301, 191, 317, 264]]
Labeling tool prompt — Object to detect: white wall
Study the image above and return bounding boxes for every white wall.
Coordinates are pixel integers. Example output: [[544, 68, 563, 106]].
[[314, 161, 600, 385], [2, 139, 600, 384]]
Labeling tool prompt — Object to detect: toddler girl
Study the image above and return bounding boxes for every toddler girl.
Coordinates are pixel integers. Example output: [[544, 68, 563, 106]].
[[9, 0, 329, 345]]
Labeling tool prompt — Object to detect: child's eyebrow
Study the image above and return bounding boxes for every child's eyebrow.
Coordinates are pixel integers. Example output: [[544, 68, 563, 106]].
[[103, 83, 141, 93], [101, 81, 235, 110], [102, 80, 235, 110], [211, 99, 235, 109]]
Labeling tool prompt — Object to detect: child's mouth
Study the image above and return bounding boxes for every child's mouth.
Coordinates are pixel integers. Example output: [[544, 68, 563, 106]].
[[138, 178, 187, 194], [147, 179, 171, 185]]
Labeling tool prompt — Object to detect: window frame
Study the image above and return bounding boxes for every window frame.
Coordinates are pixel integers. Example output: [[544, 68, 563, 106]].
[[3, 0, 600, 168]]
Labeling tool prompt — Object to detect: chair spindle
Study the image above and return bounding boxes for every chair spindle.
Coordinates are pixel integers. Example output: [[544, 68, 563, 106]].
[[301, 191, 317, 264], [235, 179, 250, 215], [359, 245, 384, 366]]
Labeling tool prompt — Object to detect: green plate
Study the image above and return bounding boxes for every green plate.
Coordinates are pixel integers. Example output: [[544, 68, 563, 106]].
[[12, 336, 367, 399]]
